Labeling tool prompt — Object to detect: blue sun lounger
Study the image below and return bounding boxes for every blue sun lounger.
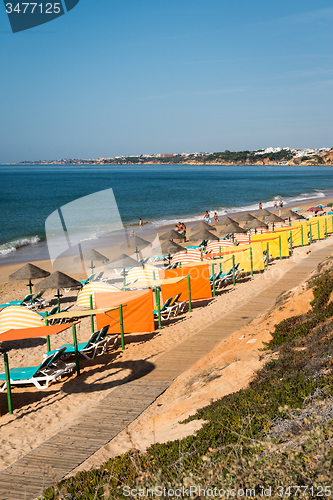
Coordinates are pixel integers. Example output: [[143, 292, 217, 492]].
[[0, 347, 74, 391]]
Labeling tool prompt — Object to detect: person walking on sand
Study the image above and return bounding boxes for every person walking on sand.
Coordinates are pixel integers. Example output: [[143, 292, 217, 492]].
[[279, 200, 283, 216], [274, 201, 277, 210], [214, 212, 219, 224], [204, 211, 210, 223], [139, 218, 143, 231], [259, 201, 262, 210]]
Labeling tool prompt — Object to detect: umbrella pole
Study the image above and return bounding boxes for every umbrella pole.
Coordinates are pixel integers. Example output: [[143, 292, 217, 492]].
[[57, 290, 61, 312], [290, 231, 293, 255], [310, 223, 312, 244], [1, 350, 13, 415], [317, 220, 320, 240], [72, 324, 80, 376], [119, 304, 125, 350], [187, 275, 192, 312], [90, 260, 94, 274], [250, 246, 253, 277], [155, 288, 161, 329], [219, 247, 222, 272], [279, 235, 282, 260], [45, 311, 51, 352], [232, 255, 235, 286], [212, 263, 216, 297], [301, 225, 304, 247], [29, 280, 33, 301], [266, 242, 269, 269], [89, 295, 94, 333], [325, 218, 327, 238]]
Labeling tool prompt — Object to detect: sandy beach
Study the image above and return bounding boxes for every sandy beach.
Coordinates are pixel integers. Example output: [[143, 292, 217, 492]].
[[0, 197, 332, 474]]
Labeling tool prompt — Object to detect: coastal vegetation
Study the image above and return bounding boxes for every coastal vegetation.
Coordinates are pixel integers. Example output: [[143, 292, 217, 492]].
[[41, 267, 333, 499]]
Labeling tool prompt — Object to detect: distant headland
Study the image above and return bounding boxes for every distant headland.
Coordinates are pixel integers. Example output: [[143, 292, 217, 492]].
[[6, 146, 333, 166]]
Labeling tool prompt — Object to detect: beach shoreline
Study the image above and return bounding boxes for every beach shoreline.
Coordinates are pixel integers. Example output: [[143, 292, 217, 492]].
[[0, 193, 331, 275]]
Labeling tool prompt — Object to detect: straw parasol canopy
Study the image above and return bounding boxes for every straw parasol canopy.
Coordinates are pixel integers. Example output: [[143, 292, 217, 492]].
[[73, 248, 109, 273], [9, 263, 50, 294], [191, 221, 216, 232], [105, 253, 143, 270], [242, 219, 268, 230], [153, 240, 184, 255], [120, 235, 151, 253], [189, 229, 220, 241], [216, 215, 238, 227], [256, 209, 272, 220], [35, 271, 82, 310], [236, 213, 257, 222], [262, 213, 285, 223], [105, 253, 143, 285], [159, 229, 186, 241], [219, 222, 246, 236], [283, 210, 303, 219]]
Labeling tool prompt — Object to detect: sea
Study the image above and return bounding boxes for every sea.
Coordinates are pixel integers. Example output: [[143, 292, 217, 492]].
[[0, 163, 332, 266]]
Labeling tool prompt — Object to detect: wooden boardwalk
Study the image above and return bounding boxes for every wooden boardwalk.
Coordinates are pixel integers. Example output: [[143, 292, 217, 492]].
[[0, 243, 332, 500]]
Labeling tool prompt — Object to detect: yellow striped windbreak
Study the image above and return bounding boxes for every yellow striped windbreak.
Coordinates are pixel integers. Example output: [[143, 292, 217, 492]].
[[0, 306, 44, 334]]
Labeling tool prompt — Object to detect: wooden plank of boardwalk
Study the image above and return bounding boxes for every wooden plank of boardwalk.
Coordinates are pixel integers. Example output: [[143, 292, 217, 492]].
[[0, 244, 332, 500]]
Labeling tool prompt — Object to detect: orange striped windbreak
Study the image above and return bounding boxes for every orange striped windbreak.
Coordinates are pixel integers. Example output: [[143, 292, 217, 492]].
[[0, 323, 74, 342]]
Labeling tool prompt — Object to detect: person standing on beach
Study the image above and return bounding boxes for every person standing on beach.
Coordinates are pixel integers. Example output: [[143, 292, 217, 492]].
[[214, 212, 219, 224], [274, 201, 277, 210], [204, 211, 210, 223], [139, 218, 143, 230], [279, 200, 283, 216], [259, 201, 262, 210]]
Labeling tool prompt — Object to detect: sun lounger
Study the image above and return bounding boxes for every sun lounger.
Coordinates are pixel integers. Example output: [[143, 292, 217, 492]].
[[91, 272, 104, 282], [160, 293, 186, 320], [0, 293, 34, 309], [79, 274, 95, 286], [0, 348, 73, 391], [26, 291, 47, 310], [38, 305, 59, 320], [43, 326, 117, 361], [154, 297, 174, 317]]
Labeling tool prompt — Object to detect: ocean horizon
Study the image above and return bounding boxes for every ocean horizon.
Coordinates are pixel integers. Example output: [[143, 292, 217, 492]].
[[0, 163, 332, 266]]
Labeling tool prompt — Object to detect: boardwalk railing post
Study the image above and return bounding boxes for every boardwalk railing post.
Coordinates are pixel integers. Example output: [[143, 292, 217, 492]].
[[1, 350, 13, 415], [119, 304, 125, 350], [89, 294, 94, 333], [187, 275, 192, 312], [72, 324, 80, 377]]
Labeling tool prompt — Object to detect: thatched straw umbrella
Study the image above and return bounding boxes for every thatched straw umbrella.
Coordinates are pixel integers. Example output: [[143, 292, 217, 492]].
[[282, 209, 303, 220], [216, 216, 238, 227], [153, 240, 185, 256], [120, 235, 151, 260], [105, 253, 143, 286], [188, 229, 220, 241], [256, 209, 272, 220], [74, 248, 109, 274], [9, 263, 50, 295], [35, 271, 82, 310], [236, 213, 257, 222], [159, 229, 186, 241], [191, 221, 216, 232], [242, 219, 268, 233]]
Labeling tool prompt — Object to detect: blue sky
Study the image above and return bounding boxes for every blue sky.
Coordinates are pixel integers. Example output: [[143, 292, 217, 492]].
[[1, 0, 333, 162]]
